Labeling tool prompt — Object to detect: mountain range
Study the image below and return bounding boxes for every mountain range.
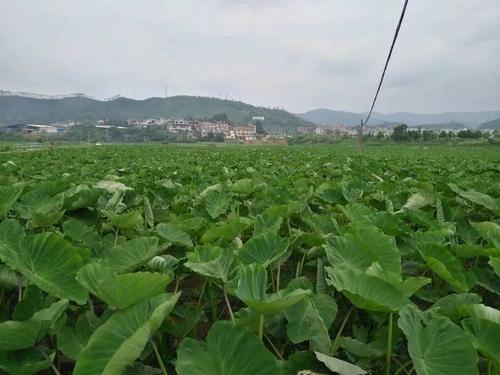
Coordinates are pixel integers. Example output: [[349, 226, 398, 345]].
[[1, 90, 499, 131], [296, 108, 500, 128], [478, 118, 500, 130], [0, 91, 312, 132]]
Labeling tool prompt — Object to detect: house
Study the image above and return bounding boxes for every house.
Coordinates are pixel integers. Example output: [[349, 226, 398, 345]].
[[24, 124, 59, 134], [297, 127, 315, 134], [195, 121, 232, 138], [234, 124, 256, 141], [166, 119, 197, 133], [314, 127, 325, 135]]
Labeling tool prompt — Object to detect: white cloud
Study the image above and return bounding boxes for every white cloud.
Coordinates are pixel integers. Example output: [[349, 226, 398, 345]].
[[0, 0, 499, 113]]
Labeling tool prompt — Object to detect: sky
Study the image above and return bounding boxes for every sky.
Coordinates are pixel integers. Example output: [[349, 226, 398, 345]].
[[1, 0, 499, 113]]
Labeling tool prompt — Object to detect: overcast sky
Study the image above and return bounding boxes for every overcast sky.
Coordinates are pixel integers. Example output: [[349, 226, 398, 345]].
[[1, 0, 499, 113]]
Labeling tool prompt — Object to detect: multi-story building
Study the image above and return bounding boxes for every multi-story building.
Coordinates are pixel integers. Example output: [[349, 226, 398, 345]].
[[297, 127, 315, 134], [195, 121, 232, 138], [234, 124, 257, 141]]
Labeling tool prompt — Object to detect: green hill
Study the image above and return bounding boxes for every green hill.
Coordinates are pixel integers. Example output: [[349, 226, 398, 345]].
[[0, 94, 313, 132], [298, 108, 500, 127], [478, 118, 500, 130]]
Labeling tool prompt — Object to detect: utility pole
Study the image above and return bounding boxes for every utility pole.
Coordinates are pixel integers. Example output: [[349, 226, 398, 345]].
[[357, 120, 364, 149]]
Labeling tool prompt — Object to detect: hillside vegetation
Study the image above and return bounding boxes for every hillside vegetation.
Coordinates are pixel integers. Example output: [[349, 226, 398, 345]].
[[297, 108, 500, 127], [0, 94, 313, 131], [479, 118, 500, 130]]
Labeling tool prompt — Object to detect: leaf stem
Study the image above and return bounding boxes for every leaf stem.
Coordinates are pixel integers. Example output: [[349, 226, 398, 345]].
[[37, 347, 61, 375], [276, 263, 281, 291], [223, 285, 236, 325], [297, 252, 307, 277], [259, 314, 264, 341], [331, 306, 353, 355], [113, 228, 119, 247], [385, 312, 393, 375], [209, 282, 218, 323], [270, 267, 276, 293], [264, 334, 284, 360], [393, 360, 413, 375], [197, 280, 207, 306], [151, 340, 168, 375], [18, 275, 23, 301]]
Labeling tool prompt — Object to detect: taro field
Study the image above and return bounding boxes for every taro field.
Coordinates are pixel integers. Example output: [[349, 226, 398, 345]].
[[0, 144, 499, 375]]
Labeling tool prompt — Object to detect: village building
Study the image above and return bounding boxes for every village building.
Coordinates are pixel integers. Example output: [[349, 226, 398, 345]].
[[234, 124, 257, 141], [194, 121, 232, 138], [297, 127, 315, 134]]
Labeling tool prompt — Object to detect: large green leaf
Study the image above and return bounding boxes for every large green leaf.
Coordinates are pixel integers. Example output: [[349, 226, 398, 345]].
[[324, 224, 401, 276], [0, 184, 22, 217], [76, 263, 172, 309], [462, 318, 500, 362], [236, 263, 267, 301], [0, 219, 26, 269], [253, 212, 283, 235], [458, 304, 500, 324], [231, 178, 256, 195], [57, 316, 94, 360], [107, 210, 143, 230], [95, 179, 131, 192], [429, 293, 483, 320], [339, 336, 385, 359], [284, 294, 335, 354], [176, 321, 281, 375], [471, 222, 500, 247], [18, 189, 65, 228], [282, 351, 330, 375], [235, 264, 311, 314], [237, 231, 289, 267], [63, 185, 100, 211], [325, 267, 409, 312], [201, 219, 251, 243], [204, 189, 229, 219], [398, 304, 478, 375], [403, 191, 436, 210], [0, 300, 68, 351], [418, 242, 469, 292], [489, 257, 500, 277], [156, 223, 192, 247], [0, 264, 18, 290], [63, 218, 102, 252], [184, 245, 240, 282], [0, 220, 88, 304], [314, 351, 367, 375], [0, 348, 55, 375], [13, 286, 55, 321], [73, 293, 179, 375], [101, 237, 161, 272], [449, 183, 498, 211], [0, 321, 43, 352]]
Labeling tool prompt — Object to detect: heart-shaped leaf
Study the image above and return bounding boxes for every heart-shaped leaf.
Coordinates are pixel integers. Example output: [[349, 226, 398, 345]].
[[176, 321, 281, 375], [73, 293, 179, 375]]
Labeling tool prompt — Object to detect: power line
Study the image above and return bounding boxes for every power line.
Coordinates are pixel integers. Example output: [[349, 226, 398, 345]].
[[363, 0, 409, 126]]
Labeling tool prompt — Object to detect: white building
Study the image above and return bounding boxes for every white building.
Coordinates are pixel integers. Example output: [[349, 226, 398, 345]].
[[25, 124, 58, 134], [195, 121, 232, 137], [234, 124, 257, 141]]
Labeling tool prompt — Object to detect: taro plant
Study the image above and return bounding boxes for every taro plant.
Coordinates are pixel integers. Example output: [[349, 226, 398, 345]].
[[0, 144, 498, 374]]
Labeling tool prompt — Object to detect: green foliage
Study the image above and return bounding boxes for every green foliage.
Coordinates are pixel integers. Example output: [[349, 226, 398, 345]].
[[73, 293, 179, 375], [0, 144, 497, 374], [399, 304, 479, 375], [0, 95, 312, 131], [176, 321, 281, 375]]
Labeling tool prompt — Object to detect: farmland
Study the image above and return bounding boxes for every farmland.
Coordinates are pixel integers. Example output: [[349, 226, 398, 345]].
[[0, 144, 499, 375]]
